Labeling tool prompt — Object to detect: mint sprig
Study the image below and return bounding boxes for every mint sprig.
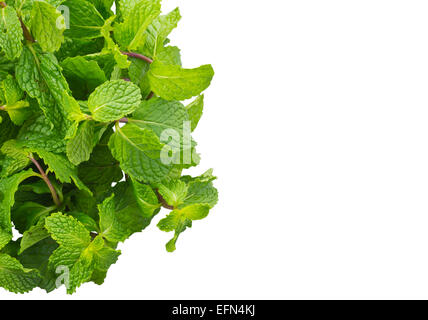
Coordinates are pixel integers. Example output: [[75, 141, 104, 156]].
[[0, 0, 217, 294]]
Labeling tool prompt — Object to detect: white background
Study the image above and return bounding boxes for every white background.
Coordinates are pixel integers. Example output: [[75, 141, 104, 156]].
[[6, 0, 428, 299]]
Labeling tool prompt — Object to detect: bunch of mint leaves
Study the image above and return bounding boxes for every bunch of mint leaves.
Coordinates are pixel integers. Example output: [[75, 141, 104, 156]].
[[0, 0, 218, 294]]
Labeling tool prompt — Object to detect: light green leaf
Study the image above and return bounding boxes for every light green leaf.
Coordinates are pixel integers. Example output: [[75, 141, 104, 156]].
[[117, 0, 142, 20], [148, 60, 214, 101], [183, 180, 219, 208], [46, 214, 120, 294], [114, 0, 161, 50], [66, 121, 96, 165], [157, 46, 181, 66], [0, 6, 23, 60], [91, 246, 120, 285], [0, 139, 30, 177], [186, 95, 204, 132], [0, 253, 40, 293], [108, 123, 171, 183], [17, 115, 67, 153], [157, 203, 211, 252], [98, 194, 131, 242], [45, 213, 91, 249], [142, 7, 181, 59], [63, 0, 105, 39], [15, 45, 72, 130], [131, 98, 189, 149], [101, 15, 130, 69], [30, 1, 65, 52], [0, 170, 36, 250], [88, 80, 142, 122], [131, 179, 160, 217], [157, 179, 188, 208]]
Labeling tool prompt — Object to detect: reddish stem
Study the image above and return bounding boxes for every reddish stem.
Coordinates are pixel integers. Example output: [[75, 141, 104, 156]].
[[30, 157, 61, 207], [156, 191, 174, 210], [121, 51, 153, 64]]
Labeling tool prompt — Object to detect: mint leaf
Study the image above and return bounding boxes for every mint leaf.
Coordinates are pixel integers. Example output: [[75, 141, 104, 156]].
[[61, 56, 107, 99], [0, 170, 36, 250], [158, 204, 211, 252], [0, 6, 23, 60], [30, 1, 65, 52], [186, 95, 204, 132], [66, 121, 96, 166], [46, 213, 120, 294], [108, 123, 171, 183], [0, 0, 217, 294], [0, 253, 41, 293], [148, 60, 214, 101], [142, 7, 181, 59], [114, 0, 161, 51], [88, 80, 142, 122], [63, 0, 105, 39]]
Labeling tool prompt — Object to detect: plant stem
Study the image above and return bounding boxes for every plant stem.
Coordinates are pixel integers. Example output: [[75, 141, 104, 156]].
[[121, 51, 153, 64], [156, 191, 174, 210], [30, 157, 61, 207], [0, 2, 6, 8], [0, 105, 5, 110], [118, 118, 128, 123], [19, 17, 35, 42], [146, 91, 154, 100]]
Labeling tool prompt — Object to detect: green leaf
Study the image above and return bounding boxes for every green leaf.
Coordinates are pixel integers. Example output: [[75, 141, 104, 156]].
[[131, 98, 189, 149], [12, 202, 56, 234], [131, 179, 160, 217], [0, 139, 30, 177], [46, 213, 120, 293], [157, 179, 188, 208], [158, 204, 211, 252], [17, 115, 67, 153], [108, 123, 171, 183], [98, 181, 160, 243], [17, 238, 58, 293], [117, 0, 142, 20], [66, 121, 96, 165], [128, 57, 151, 98], [98, 194, 132, 242], [110, 180, 160, 233], [142, 7, 181, 59], [19, 221, 50, 254], [88, 80, 142, 122], [15, 45, 72, 129], [77, 129, 123, 194], [30, 148, 92, 195], [157, 46, 182, 66], [100, 15, 130, 69], [148, 60, 214, 101], [114, 0, 161, 50], [186, 95, 204, 132], [61, 56, 107, 99], [0, 170, 36, 250], [30, 1, 65, 52], [0, 253, 41, 293], [0, 113, 19, 147], [63, 0, 105, 39], [183, 180, 219, 208], [0, 6, 23, 60], [45, 212, 91, 249]]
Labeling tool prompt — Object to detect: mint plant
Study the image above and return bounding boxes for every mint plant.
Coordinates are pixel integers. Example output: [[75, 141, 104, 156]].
[[0, 0, 217, 294]]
